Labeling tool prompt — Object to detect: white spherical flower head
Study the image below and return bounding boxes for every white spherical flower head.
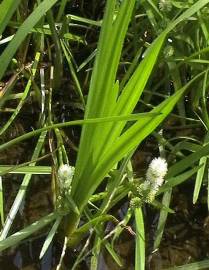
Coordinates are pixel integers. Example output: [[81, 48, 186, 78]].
[[58, 164, 74, 180], [146, 157, 168, 182], [58, 164, 75, 190], [152, 177, 164, 190], [143, 157, 168, 203]]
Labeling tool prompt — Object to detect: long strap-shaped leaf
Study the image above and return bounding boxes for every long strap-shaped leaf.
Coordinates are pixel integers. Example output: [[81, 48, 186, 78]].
[[72, 72, 204, 209], [0, 130, 47, 240], [135, 208, 145, 270], [97, 0, 209, 159], [0, 0, 58, 80], [0, 0, 22, 36], [0, 113, 157, 153], [39, 215, 62, 259], [0, 212, 58, 252], [91, 0, 137, 162], [98, 0, 209, 159], [74, 0, 136, 181], [164, 259, 209, 270], [73, 0, 209, 197], [0, 52, 41, 136], [99, 32, 167, 157]]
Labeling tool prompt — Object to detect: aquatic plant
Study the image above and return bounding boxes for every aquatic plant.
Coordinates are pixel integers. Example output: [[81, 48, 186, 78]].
[[0, 0, 209, 269]]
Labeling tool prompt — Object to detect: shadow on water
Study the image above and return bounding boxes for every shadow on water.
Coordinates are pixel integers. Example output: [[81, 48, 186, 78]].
[[0, 236, 57, 270]]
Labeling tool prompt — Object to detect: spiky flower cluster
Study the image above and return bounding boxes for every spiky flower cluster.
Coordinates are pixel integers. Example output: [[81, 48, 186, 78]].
[[142, 157, 168, 203], [58, 164, 75, 191], [56, 164, 75, 213], [146, 157, 167, 181], [130, 197, 142, 209], [159, 0, 172, 12]]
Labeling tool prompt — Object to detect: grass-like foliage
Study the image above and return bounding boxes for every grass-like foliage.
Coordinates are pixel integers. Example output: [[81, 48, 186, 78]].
[[1, 0, 209, 269]]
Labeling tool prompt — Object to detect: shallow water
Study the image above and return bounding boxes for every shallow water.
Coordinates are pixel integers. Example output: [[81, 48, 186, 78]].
[[0, 237, 56, 270], [1, 136, 209, 269], [1, 1, 209, 267]]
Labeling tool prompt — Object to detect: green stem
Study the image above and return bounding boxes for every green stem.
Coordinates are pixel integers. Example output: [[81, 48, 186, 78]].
[[0, 113, 154, 152]]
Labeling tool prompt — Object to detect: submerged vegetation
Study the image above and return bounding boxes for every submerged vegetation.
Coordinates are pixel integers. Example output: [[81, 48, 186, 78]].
[[1, 0, 209, 269]]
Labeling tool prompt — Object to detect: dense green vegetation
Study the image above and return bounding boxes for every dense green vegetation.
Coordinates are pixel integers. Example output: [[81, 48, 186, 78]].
[[1, 0, 209, 269]]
